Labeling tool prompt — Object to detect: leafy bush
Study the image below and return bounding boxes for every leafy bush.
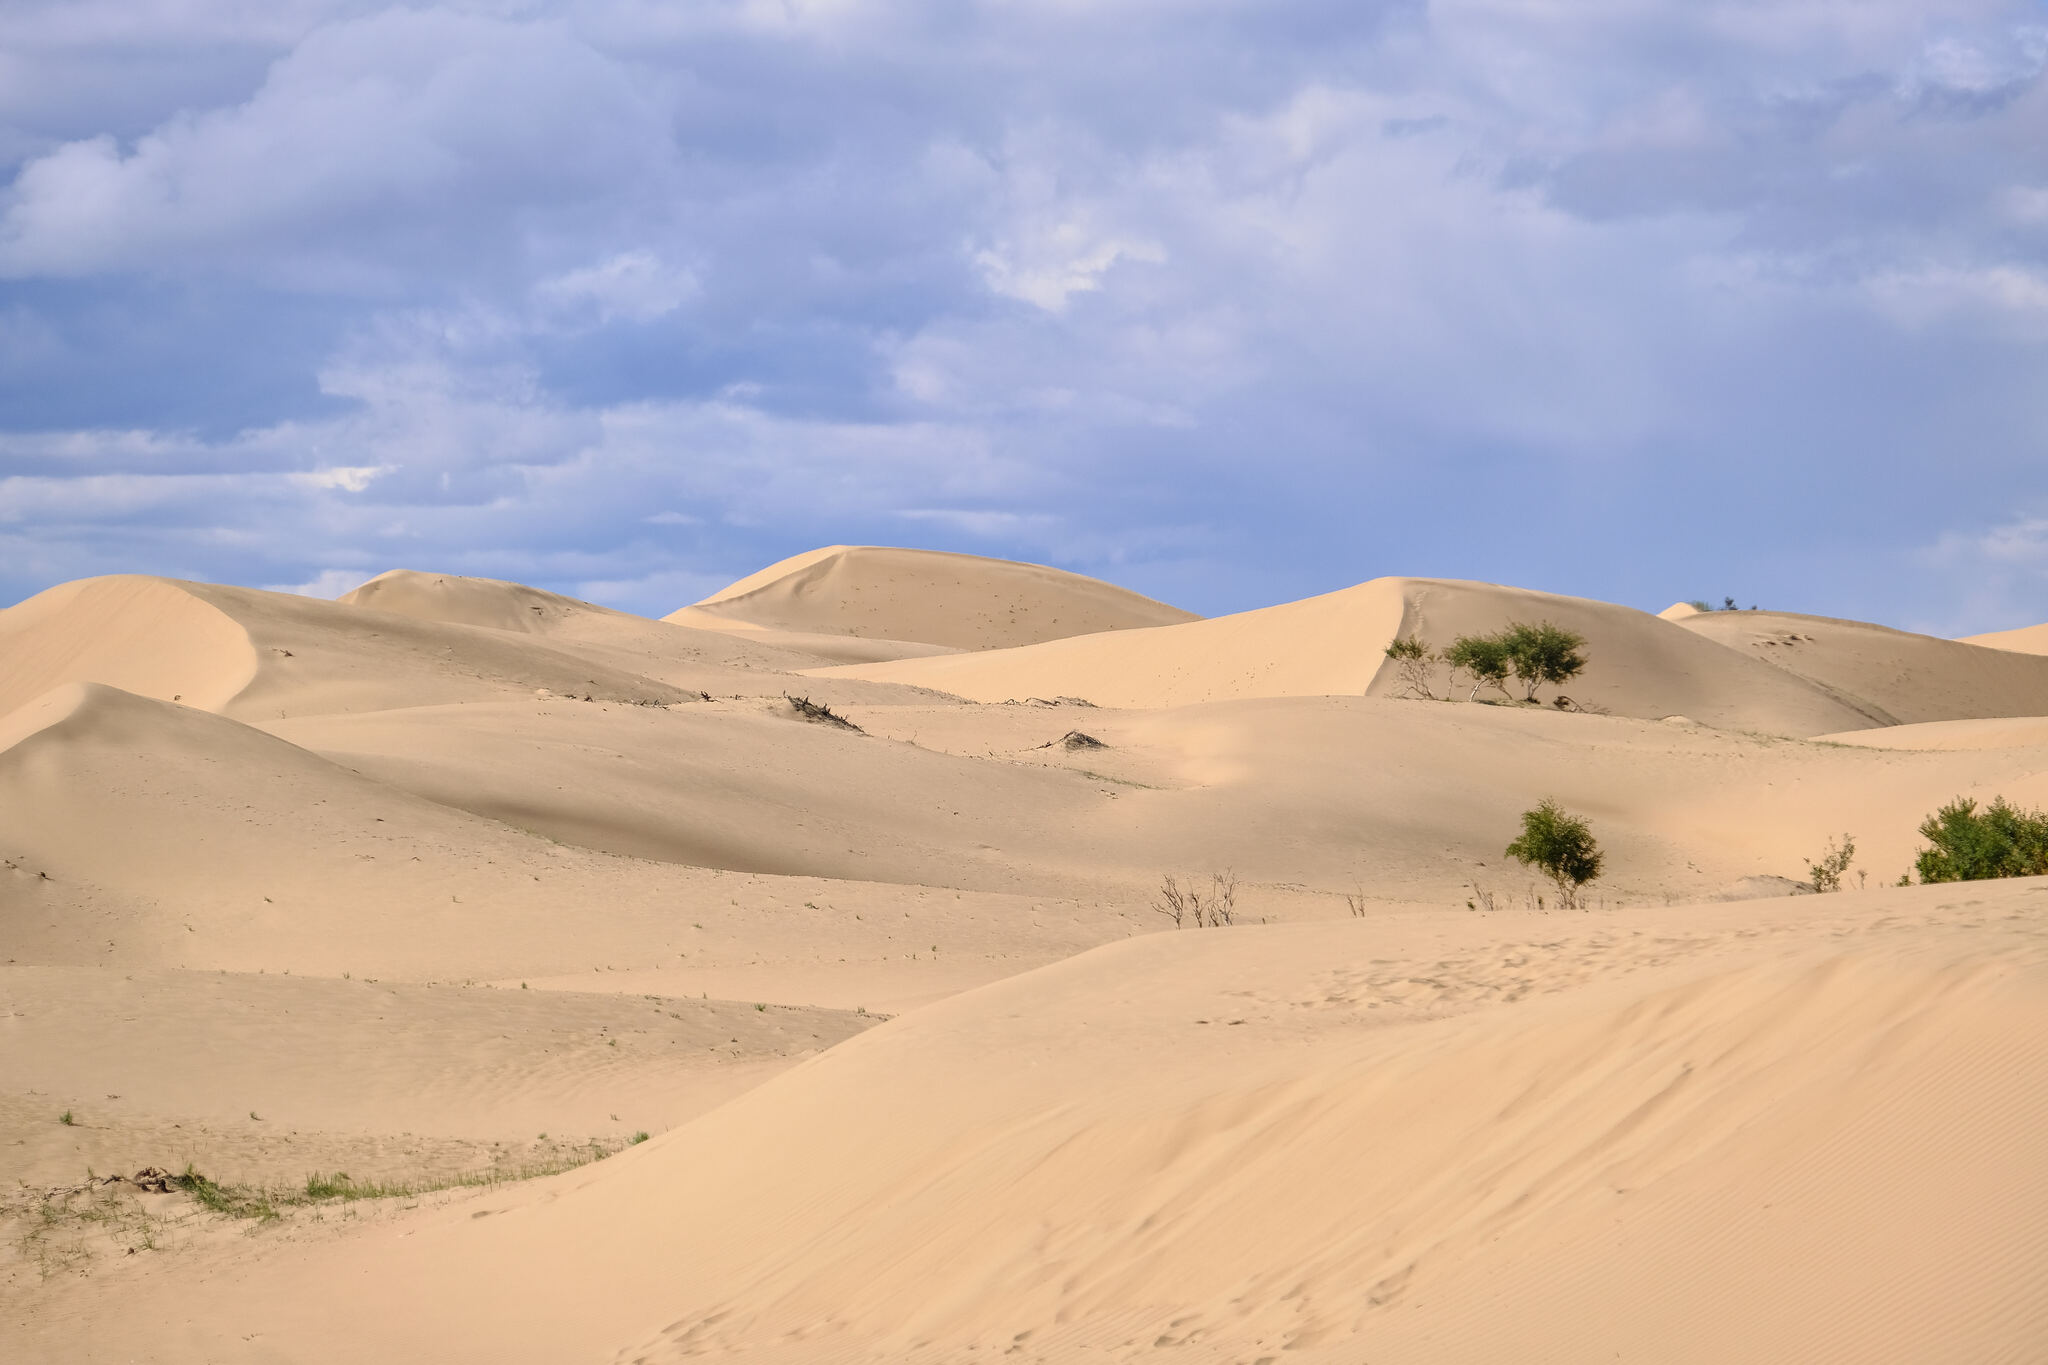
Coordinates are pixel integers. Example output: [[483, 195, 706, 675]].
[[1444, 620, 1587, 703], [1499, 621, 1587, 701], [1444, 633, 1514, 701], [1913, 796, 2048, 882], [1505, 799, 1603, 908]]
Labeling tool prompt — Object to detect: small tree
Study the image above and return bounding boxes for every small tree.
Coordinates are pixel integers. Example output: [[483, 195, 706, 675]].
[[1445, 633, 1514, 701], [1808, 833, 1856, 892], [1499, 620, 1588, 702], [1505, 799, 1603, 909], [1913, 797, 2048, 883], [1383, 635, 1440, 700]]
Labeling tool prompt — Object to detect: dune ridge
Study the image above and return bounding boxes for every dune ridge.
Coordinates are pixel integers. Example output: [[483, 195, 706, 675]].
[[1674, 608, 2048, 726], [827, 577, 1885, 735], [1961, 620, 2048, 656], [671, 545, 1199, 651]]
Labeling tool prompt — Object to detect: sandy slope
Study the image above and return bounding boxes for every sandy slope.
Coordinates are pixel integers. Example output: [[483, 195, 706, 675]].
[[827, 577, 1881, 735], [0, 683, 1120, 999], [2, 966, 874, 1190], [0, 576, 258, 718], [1675, 608, 2048, 726], [16, 883, 2047, 1364], [1963, 621, 2048, 655], [672, 545, 1199, 650]]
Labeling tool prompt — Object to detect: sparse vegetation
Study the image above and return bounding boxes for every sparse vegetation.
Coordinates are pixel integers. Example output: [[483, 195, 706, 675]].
[[1498, 621, 1588, 702], [1152, 871, 1239, 928], [1808, 833, 1857, 893], [1383, 636, 1441, 700], [58, 1110, 75, 1126], [1443, 633, 1514, 701], [1912, 796, 2048, 883], [784, 694, 861, 732], [1385, 621, 1589, 707], [1504, 799, 1604, 909]]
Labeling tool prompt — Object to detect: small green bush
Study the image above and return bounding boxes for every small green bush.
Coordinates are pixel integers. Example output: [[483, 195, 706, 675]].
[[1505, 799, 1604, 908], [1445, 634, 1514, 701], [1913, 797, 2048, 882], [1499, 621, 1588, 701]]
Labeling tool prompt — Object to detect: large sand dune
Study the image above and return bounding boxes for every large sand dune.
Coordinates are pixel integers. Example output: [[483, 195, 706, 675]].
[[670, 545, 1199, 651], [7, 550, 2048, 1363], [827, 577, 1884, 735], [1675, 608, 2048, 726], [1962, 619, 2048, 654]]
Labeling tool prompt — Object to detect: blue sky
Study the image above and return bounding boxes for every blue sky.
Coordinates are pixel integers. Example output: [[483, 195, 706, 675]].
[[2, 1, 2045, 633]]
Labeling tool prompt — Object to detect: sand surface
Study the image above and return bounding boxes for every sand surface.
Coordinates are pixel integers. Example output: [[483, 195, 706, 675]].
[[4, 551, 2046, 1362]]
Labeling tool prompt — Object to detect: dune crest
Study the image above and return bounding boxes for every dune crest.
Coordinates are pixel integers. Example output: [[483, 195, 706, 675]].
[[0, 576, 258, 719], [671, 545, 1199, 651], [1962, 620, 2048, 656], [1674, 608, 2048, 726], [826, 577, 1882, 735], [338, 569, 641, 636]]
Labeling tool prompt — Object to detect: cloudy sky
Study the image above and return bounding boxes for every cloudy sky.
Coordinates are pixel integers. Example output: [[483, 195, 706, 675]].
[[2, 0, 2044, 632]]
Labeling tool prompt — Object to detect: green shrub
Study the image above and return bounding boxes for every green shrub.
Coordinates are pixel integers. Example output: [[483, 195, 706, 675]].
[[1445, 634, 1514, 701], [1499, 620, 1588, 701], [1505, 799, 1604, 908], [1913, 797, 2048, 882], [1445, 621, 1588, 703]]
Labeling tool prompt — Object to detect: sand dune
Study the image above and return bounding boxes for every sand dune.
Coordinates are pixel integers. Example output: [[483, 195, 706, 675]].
[[671, 545, 1199, 651], [829, 577, 1882, 735], [0, 682, 1123, 1006], [10, 552, 2048, 1364], [337, 567, 890, 677], [1818, 715, 2048, 751], [340, 569, 651, 636], [1675, 608, 2048, 726], [0, 575, 698, 721], [0, 575, 257, 719], [1961, 620, 2048, 655]]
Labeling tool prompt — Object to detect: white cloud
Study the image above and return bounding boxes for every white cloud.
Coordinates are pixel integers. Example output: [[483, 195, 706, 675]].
[[266, 566, 368, 598], [534, 251, 700, 325], [0, 8, 673, 283], [974, 230, 1165, 312], [291, 464, 390, 492]]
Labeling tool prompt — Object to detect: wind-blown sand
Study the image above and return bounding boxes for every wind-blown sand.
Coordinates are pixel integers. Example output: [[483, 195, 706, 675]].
[[4, 552, 2046, 1362]]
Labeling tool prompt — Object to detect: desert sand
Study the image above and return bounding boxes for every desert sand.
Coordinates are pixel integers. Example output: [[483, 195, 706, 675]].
[[4, 553, 2046, 1362]]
